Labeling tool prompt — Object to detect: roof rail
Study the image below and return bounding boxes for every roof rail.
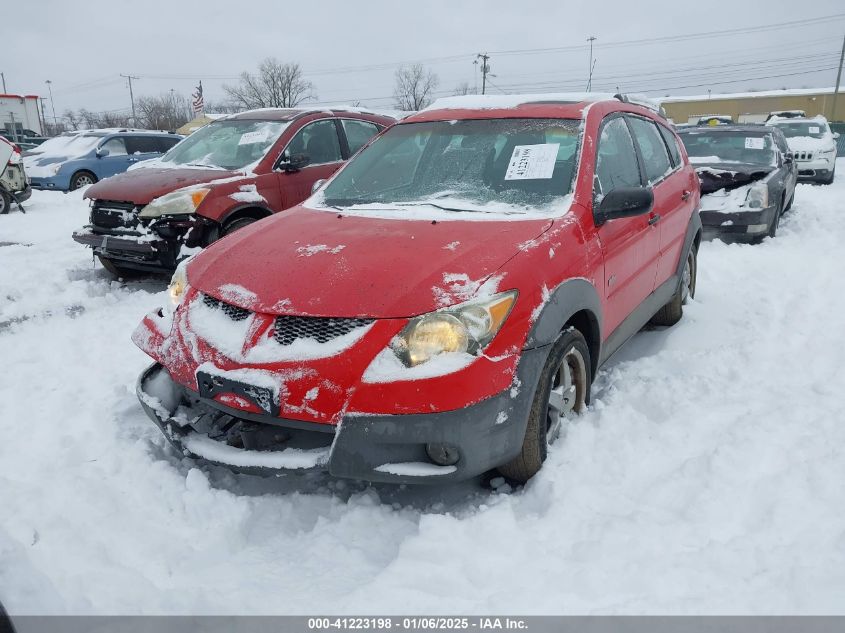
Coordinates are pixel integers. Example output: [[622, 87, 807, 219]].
[[614, 93, 667, 119]]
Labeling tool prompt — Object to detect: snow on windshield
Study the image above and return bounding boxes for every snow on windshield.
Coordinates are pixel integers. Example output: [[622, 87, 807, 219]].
[[159, 120, 289, 171], [316, 118, 580, 218]]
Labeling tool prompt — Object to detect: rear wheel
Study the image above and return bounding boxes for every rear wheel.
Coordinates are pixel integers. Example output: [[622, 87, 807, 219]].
[[0, 190, 9, 215], [650, 245, 697, 327], [70, 171, 97, 190], [498, 328, 591, 483], [98, 256, 142, 279]]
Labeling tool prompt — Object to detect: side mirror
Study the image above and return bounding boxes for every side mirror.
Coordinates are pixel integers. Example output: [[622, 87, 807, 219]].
[[96, 147, 110, 158], [594, 187, 654, 226], [834, 132, 841, 140], [311, 179, 327, 195], [784, 152, 793, 164], [282, 153, 310, 172]]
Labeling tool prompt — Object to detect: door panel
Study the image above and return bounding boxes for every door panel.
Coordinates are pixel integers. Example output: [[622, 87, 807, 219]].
[[593, 116, 660, 335], [276, 119, 345, 209]]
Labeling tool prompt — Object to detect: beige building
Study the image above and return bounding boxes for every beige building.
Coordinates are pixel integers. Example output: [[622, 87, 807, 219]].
[[660, 87, 845, 125], [176, 113, 227, 136]]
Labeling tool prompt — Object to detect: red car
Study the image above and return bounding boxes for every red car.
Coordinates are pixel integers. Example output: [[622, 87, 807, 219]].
[[72, 108, 394, 276], [134, 94, 701, 484]]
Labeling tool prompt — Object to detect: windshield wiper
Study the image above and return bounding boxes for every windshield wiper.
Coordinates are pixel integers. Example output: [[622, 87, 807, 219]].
[[400, 201, 519, 215], [185, 163, 226, 170]]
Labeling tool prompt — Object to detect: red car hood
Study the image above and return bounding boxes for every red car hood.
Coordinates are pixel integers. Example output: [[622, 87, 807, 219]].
[[84, 167, 238, 205], [189, 206, 552, 318]]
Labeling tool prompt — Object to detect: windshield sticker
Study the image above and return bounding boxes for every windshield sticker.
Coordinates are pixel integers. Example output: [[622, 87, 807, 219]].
[[809, 126, 820, 134], [744, 137, 765, 150], [504, 143, 560, 180], [238, 130, 269, 146]]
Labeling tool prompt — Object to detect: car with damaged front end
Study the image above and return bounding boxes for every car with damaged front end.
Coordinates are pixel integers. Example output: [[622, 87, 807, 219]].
[[677, 124, 795, 241], [133, 93, 701, 485], [72, 108, 393, 277]]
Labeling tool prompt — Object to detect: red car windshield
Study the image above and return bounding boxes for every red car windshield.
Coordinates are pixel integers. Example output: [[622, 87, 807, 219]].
[[321, 118, 580, 213], [161, 119, 289, 170]]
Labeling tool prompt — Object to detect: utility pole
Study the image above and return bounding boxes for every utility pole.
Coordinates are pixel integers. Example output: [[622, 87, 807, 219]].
[[586, 36, 597, 92], [477, 53, 491, 95], [45, 80, 57, 132], [1, 72, 6, 93], [831, 33, 845, 122], [121, 74, 139, 126]]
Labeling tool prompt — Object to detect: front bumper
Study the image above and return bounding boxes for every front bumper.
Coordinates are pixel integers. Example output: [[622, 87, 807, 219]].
[[137, 347, 547, 484], [699, 204, 777, 241], [29, 175, 69, 191]]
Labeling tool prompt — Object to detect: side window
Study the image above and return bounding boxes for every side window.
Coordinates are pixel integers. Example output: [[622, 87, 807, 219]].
[[594, 117, 642, 200], [627, 117, 672, 183], [158, 136, 181, 153], [125, 136, 162, 155], [285, 120, 343, 165], [657, 124, 682, 167], [342, 120, 381, 155], [100, 137, 127, 156]]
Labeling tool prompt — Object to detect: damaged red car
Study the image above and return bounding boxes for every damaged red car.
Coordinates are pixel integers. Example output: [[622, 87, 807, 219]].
[[134, 94, 701, 484]]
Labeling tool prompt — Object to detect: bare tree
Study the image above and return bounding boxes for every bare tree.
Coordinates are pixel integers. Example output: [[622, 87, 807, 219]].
[[136, 92, 193, 130], [223, 58, 314, 109], [393, 64, 439, 111], [452, 82, 473, 96], [204, 99, 242, 114], [62, 109, 81, 131]]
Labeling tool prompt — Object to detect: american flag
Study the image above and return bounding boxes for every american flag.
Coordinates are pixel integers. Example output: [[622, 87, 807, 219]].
[[192, 81, 204, 115]]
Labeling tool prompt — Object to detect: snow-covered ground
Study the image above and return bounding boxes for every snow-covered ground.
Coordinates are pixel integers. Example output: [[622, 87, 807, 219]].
[[2, 163, 845, 614]]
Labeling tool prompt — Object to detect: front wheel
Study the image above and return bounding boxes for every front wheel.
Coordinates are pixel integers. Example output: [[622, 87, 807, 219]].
[[0, 190, 10, 215], [98, 256, 142, 279], [650, 244, 697, 327], [70, 171, 97, 190], [498, 328, 591, 483], [223, 216, 258, 236]]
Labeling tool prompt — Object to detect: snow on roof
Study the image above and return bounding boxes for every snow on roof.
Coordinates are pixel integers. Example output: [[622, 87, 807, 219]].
[[659, 86, 844, 103], [424, 93, 619, 111]]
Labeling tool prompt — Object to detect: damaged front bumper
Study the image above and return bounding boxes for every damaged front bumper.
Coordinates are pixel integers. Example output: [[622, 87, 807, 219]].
[[136, 349, 546, 484], [699, 204, 777, 241]]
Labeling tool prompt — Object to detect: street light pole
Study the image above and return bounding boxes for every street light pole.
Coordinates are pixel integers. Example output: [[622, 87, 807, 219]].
[[45, 80, 57, 132], [586, 36, 597, 92]]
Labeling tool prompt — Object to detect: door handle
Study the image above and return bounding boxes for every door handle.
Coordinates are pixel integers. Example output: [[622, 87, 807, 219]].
[[681, 190, 692, 201], [648, 214, 661, 226]]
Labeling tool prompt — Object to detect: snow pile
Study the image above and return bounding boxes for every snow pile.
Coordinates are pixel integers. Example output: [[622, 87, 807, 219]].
[[699, 185, 751, 213], [3, 166, 845, 614]]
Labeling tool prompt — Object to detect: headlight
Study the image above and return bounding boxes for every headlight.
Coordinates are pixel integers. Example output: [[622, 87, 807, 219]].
[[168, 260, 190, 307], [49, 163, 62, 176], [139, 187, 210, 219], [745, 182, 769, 209], [391, 291, 517, 367]]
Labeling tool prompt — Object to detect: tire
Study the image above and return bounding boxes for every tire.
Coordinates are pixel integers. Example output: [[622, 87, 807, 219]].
[[98, 256, 142, 279], [650, 244, 697, 327], [223, 216, 259, 236], [767, 197, 783, 239], [784, 192, 794, 212], [69, 171, 97, 190], [498, 327, 591, 483], [822, 167, 836, 185], [0, 190, 9, 215]]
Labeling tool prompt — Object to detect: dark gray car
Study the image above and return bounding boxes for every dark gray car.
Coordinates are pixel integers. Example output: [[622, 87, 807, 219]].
[[677, 125, 796, 242]]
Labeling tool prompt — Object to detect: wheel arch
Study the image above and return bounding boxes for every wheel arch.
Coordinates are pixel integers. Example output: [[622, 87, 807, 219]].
[[70, 169, 97, 186], [219, 204, 274, 229], [524, 277, 603, 379]]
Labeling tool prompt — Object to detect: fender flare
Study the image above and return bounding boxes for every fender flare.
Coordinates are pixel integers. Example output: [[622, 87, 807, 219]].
[[218, 203, 275, 228]]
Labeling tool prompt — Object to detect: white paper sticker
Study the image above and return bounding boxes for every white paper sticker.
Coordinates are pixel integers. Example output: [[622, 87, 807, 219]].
[[809, 126, 820, 134], [238, 130, 268, 146], [744, 137, 765, 150], [504, 143, 560, 180]]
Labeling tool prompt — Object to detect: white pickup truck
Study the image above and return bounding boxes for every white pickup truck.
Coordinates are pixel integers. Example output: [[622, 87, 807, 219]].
[[0, 137, 31, 214]]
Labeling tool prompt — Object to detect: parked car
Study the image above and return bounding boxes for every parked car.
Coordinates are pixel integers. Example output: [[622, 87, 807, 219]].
[[132, 94, 702, 484], [24, 129, 182, 191], [677, 124, 796, 241], [696, 115, 733, 126], [72, 108, 394, 277], [766, 115, 838, 184], [0, 136, 31, 214], [765, 110, 805, 121]]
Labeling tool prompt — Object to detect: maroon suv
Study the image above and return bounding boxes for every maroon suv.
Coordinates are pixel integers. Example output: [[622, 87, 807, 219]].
[[72, 108, 394, 276]]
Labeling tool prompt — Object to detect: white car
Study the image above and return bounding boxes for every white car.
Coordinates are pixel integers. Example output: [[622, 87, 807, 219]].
[[766, 115, 839, 184]]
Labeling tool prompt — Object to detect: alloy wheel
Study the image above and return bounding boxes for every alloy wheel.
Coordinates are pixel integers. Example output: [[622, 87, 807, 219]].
[[546, 347, 588, 444]]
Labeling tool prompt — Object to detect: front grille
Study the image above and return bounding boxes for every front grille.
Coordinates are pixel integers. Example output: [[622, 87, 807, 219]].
[[202, 294, 251, 321], [794, 150, 814, 161], [91, 200, 139, 230], [273, 315, 372, 346]]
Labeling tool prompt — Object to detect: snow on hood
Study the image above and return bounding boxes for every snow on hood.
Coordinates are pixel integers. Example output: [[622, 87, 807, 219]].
[[187, 206, 552, 318], [785, 136, 835, 152], [83, 167, 238, 205], [700, 184, 752, 213], [694, 163, 771, 196]]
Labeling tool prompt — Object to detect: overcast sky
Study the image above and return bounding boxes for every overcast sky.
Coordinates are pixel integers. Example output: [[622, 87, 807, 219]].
[[4, 0, 845, 119]]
